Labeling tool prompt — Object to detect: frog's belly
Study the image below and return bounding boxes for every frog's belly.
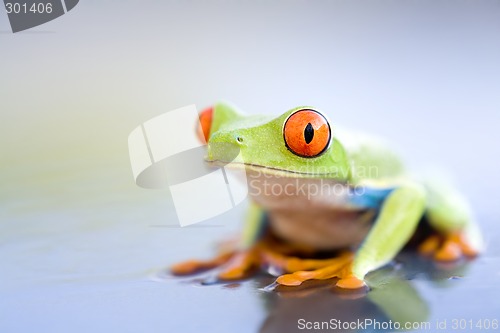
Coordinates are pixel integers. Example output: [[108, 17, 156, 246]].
[[267, 209, 375, 250], [247, 172, 375, 250]]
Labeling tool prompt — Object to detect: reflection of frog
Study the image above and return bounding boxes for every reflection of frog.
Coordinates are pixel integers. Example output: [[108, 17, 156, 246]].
[[172, 102, 483, 290], [259, 255, 472, 332], [258, 268, 430, 333]]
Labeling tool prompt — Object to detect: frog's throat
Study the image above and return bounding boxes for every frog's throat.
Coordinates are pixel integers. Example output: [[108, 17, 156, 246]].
[[205, 160, 346, 179]]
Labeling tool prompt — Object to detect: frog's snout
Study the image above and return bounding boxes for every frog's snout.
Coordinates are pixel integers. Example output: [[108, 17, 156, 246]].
[[207, 131, 244, 163]]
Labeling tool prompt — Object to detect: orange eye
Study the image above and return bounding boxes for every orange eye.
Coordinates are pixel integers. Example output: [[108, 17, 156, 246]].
[[197, 106, 213, 143], [283, 109, 331, 158]]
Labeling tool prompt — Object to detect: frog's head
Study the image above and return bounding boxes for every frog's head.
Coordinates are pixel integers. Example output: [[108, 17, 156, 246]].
[[197, 102, 351, 180]]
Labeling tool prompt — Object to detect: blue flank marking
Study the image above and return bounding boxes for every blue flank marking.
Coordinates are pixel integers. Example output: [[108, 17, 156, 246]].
[[348, 186, 396, 209]]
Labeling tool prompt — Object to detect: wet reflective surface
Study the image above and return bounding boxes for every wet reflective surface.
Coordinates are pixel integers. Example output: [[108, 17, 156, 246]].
[[1, 157, 499, 332]]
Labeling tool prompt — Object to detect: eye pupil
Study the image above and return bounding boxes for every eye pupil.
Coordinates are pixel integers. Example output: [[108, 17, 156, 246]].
[[304, 122, 314, 144]]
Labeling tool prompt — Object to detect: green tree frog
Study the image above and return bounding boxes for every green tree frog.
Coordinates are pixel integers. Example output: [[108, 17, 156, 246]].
[[171, 102, 483, 290]]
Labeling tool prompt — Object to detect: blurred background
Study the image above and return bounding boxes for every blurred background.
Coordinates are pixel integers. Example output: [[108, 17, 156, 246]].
[[1, 1, 499, 332]]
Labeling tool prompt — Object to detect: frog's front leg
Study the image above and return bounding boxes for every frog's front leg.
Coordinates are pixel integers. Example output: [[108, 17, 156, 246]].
[[275, 184, 426, 289], [418, 182, 483, 261], [351, 184, 426, 285]]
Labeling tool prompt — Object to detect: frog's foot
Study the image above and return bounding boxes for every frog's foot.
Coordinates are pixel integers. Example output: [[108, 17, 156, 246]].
[[170, 252, 233, 275], [259, 244, 341, 273], [419, 232, 479, 262], [272, 252, 366, 290]]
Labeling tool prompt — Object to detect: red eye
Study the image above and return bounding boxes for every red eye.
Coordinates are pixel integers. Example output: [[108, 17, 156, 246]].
[[197, 106, 213, 143], [283, 109, 331, 158]]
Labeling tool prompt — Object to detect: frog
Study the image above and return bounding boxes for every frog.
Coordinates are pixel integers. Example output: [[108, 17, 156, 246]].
[[171, 101, 483, 290]]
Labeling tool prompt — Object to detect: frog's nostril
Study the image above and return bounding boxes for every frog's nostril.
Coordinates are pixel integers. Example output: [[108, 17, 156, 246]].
[[236, 136, 244, 143]]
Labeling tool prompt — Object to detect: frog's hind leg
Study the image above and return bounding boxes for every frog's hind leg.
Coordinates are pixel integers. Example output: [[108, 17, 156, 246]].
[[419, 181, 483, 261]]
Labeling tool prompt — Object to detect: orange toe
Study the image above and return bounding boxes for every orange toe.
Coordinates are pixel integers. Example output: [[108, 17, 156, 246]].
[[460, 243, 479, 257], [217, 251, 258, 281], [218, 267, 247, 280], [170, 252, 233, 275], [418, 235, 441, 255], [453, 233, 479, 257], [336, 275, 366, 289], [171, 260, 205, 275], [276, 274, 305, 286], [434, 240, 462, 261]]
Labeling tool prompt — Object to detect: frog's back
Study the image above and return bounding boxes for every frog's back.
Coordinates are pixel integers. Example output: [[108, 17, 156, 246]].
[[335, 128, 406, 184]]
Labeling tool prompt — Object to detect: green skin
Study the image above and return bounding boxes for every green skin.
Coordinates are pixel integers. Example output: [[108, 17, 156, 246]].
[[204, 101, 483, 284]]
